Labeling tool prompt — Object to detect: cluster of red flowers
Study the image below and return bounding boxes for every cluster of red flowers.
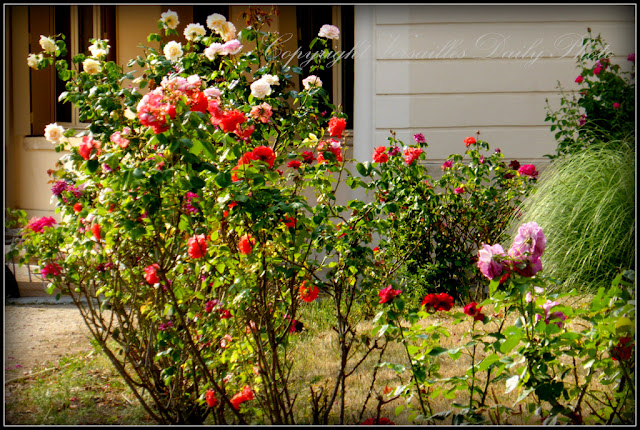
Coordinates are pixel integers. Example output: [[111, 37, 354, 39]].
[[378, 285, 402, 304], [463, 302, 485, 322], [317, 139, 343, 164], [327, 116, 347, 138], [421, 292, 454, 312], [144, 263, 160, 284], [238, 233, 254, 255], [463, 136, 477, 147], [230, 385, 254, 410], [137, 90, 177, 134], [79, 136, 102, 160], [187, 234, 208, 259], [232, 145, 276, 181], [611, 336, 634, 362], [360, 417, 395, 425], [299, 281, 319, 302], [91, 223, 101, 241], [403, 147, 423, 165], [205, 389, 218, 407], [373, 146, 389, 163]]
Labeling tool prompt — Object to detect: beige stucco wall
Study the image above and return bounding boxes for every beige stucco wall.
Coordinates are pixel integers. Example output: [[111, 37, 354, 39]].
[[354, 5, 635, 172]]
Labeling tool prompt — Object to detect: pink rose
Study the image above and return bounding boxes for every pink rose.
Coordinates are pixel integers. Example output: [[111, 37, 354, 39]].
[[518, 164, 539, 179], [509, 221, 546, 261], [477, 243, 506, 280]]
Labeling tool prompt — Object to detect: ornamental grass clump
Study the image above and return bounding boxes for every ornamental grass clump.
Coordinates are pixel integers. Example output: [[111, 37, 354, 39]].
[[505, 140, 635, 293]]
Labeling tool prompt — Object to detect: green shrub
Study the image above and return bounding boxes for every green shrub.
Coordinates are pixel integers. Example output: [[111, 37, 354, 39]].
[[545, 29, 635, 159], [505, 140, 635, 293]]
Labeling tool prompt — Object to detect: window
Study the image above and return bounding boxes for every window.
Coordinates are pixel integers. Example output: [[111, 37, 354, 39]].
[[296, 6, 354, 130], [28, 5, 116, 135]]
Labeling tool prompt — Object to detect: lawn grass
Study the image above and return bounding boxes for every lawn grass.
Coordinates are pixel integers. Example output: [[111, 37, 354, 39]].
[[5, 294, 607, 425]]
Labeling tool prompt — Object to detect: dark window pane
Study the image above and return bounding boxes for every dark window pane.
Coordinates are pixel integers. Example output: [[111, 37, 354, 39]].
[[54, 6, 72, 123]]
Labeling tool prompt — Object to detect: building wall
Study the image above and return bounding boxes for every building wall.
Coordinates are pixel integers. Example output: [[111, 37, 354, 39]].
[[354, 5, 635, 173], [5, 5, 636, 220]]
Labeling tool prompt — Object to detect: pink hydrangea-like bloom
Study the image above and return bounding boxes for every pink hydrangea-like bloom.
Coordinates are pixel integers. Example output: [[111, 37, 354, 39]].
[[593, 62, 603, 75], [413, 133, 426, 144], [579, 114, 587, 126], [403, 147, 423, 165], [575, 75, 584, 84], [477, 243, 506, 280], [25, 216, 56, 233], [518, 164, 539, 179], [509, 221, 546, 261], [628, 53, 635, 62], [454, 187, 464, 195], [613, 102, 621, 109], [40, 262, 62, 278], [442, 160, 453, 170]]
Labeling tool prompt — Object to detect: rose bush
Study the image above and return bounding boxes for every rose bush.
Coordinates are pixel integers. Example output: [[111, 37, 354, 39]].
[[545, 29, 635, 159], [377, 222, 635, 425]]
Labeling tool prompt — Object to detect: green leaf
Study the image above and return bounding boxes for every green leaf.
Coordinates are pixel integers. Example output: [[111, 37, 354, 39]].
[[500, 334, 521, 354], [133, 168, 145, 179], [215, 171, 232, 188], [476, 353, 501, 372], [428, 346, 448, 357]]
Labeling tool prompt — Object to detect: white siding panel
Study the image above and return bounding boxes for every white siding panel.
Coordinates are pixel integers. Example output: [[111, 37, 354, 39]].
[[373, 127, 558, 160], [375, 22, 635, 60], [375, 94, 563, 129], [375, 5, 634, 25]]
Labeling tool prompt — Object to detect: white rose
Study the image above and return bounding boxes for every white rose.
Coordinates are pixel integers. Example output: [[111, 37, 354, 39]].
[[262, 74, 279, 86], [163, 41, 183, 62], [83, 58, 102, 75], [302, 75, 322, 90], [160, 10, 179, 30], [88, 40, 110, 58], [39, 35, 57, 53], [219, 21, 236, 42], [27, 53, 39, 69], [44, 123, 65, 144], [184, 23, 206, 41], [204, 43, 225, 60], [250, 78, 272, 99], [206, 13, 227, 31], [204, 87, 222, 98], [124, 107, 136, 120], [318, 24, 340, 40]]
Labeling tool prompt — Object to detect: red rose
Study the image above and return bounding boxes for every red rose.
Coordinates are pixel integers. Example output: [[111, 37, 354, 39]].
[[378, 285, 402, 304], [518, 164, 539, 179], [219, 110, 247, 133], [403, 147, 423, 165], [463, 302, 485, 321], [288, 160, 302, 169], [252, 146, 276, 168], [299, 281, 319, 302], [239, 234, 254, 255], [188, 234, 207, 259], [144, 263, 160, 285], [328, 117, 347, 138], [421, 293, 454, 312], [463, 136, 476, 147], [91, 223, 101, 241], [373, 146, 389, 163], [189, 91, 208, 113], [205, 389, 218, 407], [230, 385, 254, 410]]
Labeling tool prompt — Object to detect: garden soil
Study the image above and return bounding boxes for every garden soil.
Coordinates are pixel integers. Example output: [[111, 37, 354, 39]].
[[4, 303, 94, 379]]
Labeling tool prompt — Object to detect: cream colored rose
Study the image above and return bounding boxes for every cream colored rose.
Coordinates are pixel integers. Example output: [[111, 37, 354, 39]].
[[44, 123, 65, 144], [160, 10, 179, 30], [204, 43, 225, 60], [184, 23, 206, 41], [83, 58, 102, 75], [219, 21, 237, 42], [39, 35, 57, 53], [124, 107, 136, 120], [262, 74, 280, 86], [250, 78, 272, 99], [88, 40, 110, 58], [163, 41, 183, 62], [27, 53, 39, 69], [206, 13, 226, 31], [302, 75, 322, 90], [318, 24, 340, 40]]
